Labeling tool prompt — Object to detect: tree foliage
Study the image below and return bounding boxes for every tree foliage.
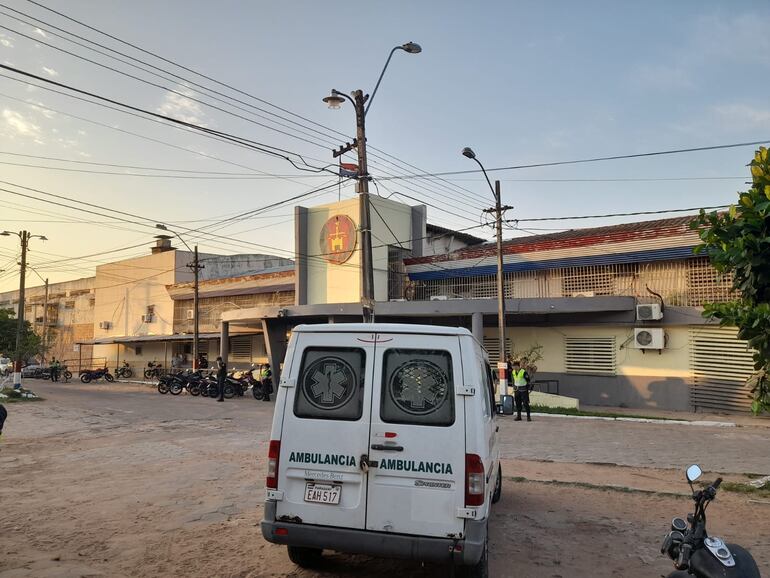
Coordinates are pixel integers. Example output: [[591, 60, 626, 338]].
[[691, 147, 770, 414], [0, 308, 43, 362]]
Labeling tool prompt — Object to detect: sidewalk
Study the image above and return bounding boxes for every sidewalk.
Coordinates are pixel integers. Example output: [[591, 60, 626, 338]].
[[579, 404, 770, 428]]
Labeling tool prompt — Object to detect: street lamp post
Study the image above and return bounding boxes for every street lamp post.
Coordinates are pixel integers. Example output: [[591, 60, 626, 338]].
[[323, 41, 421, 322], [1, 230, 47, 389], [461, 149, 513, 402], [156, 225, 203, 370]]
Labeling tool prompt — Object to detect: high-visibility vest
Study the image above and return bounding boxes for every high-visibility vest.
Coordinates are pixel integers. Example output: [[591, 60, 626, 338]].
[[513, 368, 528, 387]]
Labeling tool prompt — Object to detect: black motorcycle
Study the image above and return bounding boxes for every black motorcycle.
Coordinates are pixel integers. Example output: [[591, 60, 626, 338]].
[[80, 367, 114, 383], [661, 464, 760, 578], [144, 361, 163, 380], [157, 372, 184, 395], [115, 361, 133, 379]]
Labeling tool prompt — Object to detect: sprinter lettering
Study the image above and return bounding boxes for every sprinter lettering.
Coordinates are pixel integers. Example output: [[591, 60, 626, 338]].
[[379, 458, 453, 475], [288, 451, 356, 467]]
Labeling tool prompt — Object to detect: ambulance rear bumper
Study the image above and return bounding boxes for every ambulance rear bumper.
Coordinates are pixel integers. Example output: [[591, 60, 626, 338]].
[[261, 500, 486, 565]]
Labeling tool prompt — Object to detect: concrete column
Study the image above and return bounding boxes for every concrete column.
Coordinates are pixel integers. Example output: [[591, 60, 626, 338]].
[[219, 321, 229, 364], [262, 318, 288, 386], [471, 312, 484, 343]]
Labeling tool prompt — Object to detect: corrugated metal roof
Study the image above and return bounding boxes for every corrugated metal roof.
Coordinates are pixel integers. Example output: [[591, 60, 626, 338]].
[[406, 214, 700, 266]]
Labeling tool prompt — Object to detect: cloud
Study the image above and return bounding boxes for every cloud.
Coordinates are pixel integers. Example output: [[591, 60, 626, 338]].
[[2, 108, 41, 137], [156, 88, 207, 126], [712, 103, 770, 130], [0, 33, 13, 48], [42, 66, 58, 77], [33, 28, 47, 38]]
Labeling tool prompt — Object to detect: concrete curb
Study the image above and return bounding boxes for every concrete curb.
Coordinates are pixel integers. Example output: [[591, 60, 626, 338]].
[[528, 412, 736, 428]]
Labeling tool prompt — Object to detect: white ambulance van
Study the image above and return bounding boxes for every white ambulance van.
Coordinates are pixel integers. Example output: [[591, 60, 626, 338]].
[[261, 323, 505, 577]]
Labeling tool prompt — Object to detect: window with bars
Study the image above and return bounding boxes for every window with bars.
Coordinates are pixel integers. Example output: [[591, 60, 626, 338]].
[[564, 337, 616, 375], [229, 335, 252, 361], [562, 266, 617, 297], [387, 245, 411, 300]]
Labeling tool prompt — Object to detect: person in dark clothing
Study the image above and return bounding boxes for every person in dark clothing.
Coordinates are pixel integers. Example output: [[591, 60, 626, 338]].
[[261, 363, 273, 402], [50, 358, 60, 382], [215, 356, 226, 402], [511, 359, 532, 421], [0, 403, 7, 442]]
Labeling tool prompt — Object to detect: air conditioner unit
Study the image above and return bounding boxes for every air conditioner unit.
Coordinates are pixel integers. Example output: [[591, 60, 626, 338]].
[[141, 314, 155, 323], [636, 303, 663, 321], [430, 295, 449, 301], [186, 309, 194, 320], [98, 321, 111, 330], [633, 328, 665, 350], [571, 291, 595, 298]]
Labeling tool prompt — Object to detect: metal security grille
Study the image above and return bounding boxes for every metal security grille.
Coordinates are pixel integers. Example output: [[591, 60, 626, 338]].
[[411, 258, 736, 307], [482, 336, 512, 364], [690, 327, 754, 412], [387, 245, 411, 300], [564, 337, 616, 375], [686, 258, 736, 306], [229, 335, 253, 361]]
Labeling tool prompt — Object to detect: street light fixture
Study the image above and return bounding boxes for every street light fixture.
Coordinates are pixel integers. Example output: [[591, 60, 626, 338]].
[[462, 148, 512, 402], [155, 223, 203, 370], [322, 41, 421, 321]]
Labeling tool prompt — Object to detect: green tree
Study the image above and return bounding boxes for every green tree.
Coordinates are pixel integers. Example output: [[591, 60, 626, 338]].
[[691, 147, 770, 414], [0, 307, 43, 362]]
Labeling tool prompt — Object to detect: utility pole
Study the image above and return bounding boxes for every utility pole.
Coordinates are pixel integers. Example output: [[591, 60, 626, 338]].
[[353, 90, 375, 321], [41, 278, 49, 364], [490, 181, 512, 401], [462, 150, 513, 403], [14, 231, 28, 389], [190, 246, 203, 370], [322, 42, 421, 322]]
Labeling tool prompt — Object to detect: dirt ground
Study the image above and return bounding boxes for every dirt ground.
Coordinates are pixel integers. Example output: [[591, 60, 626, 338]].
[[0, 383, 768, 578]]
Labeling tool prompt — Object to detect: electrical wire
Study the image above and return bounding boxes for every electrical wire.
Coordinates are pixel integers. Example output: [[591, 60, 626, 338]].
[[378, 140, 770, 180], [508, 204, 730, 223]]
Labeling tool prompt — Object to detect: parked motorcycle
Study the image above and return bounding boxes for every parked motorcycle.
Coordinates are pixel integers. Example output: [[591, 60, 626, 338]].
[[62, 365, 72, 382], [660, 464, 760, 578], [157, 372, 184, 395], [144, 361, 163, 380], [80, 367, 114, 383], [115, 361, 133, 379]]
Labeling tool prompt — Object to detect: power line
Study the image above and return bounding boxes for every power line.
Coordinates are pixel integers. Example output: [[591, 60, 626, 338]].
[[0, 63, 336, 175], [378, 140, 770, 180], [508, 204, 730, 223], [4, 2, 490, 212]]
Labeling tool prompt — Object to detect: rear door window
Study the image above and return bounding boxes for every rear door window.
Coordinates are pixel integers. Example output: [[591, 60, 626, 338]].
[[294, 347, 366, 421], [380, 348, 454, 426]]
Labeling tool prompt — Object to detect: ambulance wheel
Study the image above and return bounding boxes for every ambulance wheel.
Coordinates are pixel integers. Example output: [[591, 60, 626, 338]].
[[287, 545, 322, 568], [465, 527, 489, 578], [492, 463, 502, 504]]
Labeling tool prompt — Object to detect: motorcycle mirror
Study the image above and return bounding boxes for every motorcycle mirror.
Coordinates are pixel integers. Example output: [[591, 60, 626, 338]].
[[686, 464, 703, 483]]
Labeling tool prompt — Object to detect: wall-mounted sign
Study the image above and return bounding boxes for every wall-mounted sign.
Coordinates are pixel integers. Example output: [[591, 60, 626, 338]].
[[320, 214, 357, 264]]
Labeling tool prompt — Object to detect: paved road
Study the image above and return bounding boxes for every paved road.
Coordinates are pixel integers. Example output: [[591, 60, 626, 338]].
[[17, 380, 770, 475]]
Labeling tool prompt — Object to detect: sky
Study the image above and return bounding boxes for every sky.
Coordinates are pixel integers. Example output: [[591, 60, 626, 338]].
[[1, 0, 769, 291]]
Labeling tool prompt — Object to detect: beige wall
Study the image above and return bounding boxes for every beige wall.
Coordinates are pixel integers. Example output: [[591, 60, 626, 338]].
[[488, 325, 693, 380], [304, 197, 415, 305], [93, 250, 193, 365]]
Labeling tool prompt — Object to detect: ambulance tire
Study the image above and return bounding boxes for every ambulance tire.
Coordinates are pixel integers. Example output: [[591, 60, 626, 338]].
[[464, 526, 489, 578], [492, 463, 502, 504], [287, 545, 322, 568]]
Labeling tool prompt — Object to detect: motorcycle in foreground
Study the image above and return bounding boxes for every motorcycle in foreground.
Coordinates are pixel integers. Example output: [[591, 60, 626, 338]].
[[661, 464, 760, 578], [80, 367, 114, 383]]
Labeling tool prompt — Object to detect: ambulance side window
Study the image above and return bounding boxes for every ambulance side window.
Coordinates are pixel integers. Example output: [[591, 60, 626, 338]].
[[380, 349, 455, 427], [480, 361, 493, 419], [294, 347, 365, 421]]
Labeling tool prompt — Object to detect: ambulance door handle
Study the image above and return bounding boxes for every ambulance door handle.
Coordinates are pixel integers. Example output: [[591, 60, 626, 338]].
[[370, 444, 404, 452]]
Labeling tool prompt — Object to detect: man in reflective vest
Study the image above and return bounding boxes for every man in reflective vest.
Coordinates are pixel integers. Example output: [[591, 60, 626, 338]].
[[511, 359, 532, 422]]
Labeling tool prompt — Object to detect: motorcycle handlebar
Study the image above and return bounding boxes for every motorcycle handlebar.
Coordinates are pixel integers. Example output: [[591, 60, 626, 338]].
[[712, 477, 723, 490]]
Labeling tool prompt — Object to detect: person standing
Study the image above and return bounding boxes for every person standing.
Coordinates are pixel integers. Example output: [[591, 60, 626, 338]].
[[511, 359, 532, 422], [0, 403, 7, 442], [50, 357, 60, 382], [261, 363, 273, 403], [215, 356, 226, 402]]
